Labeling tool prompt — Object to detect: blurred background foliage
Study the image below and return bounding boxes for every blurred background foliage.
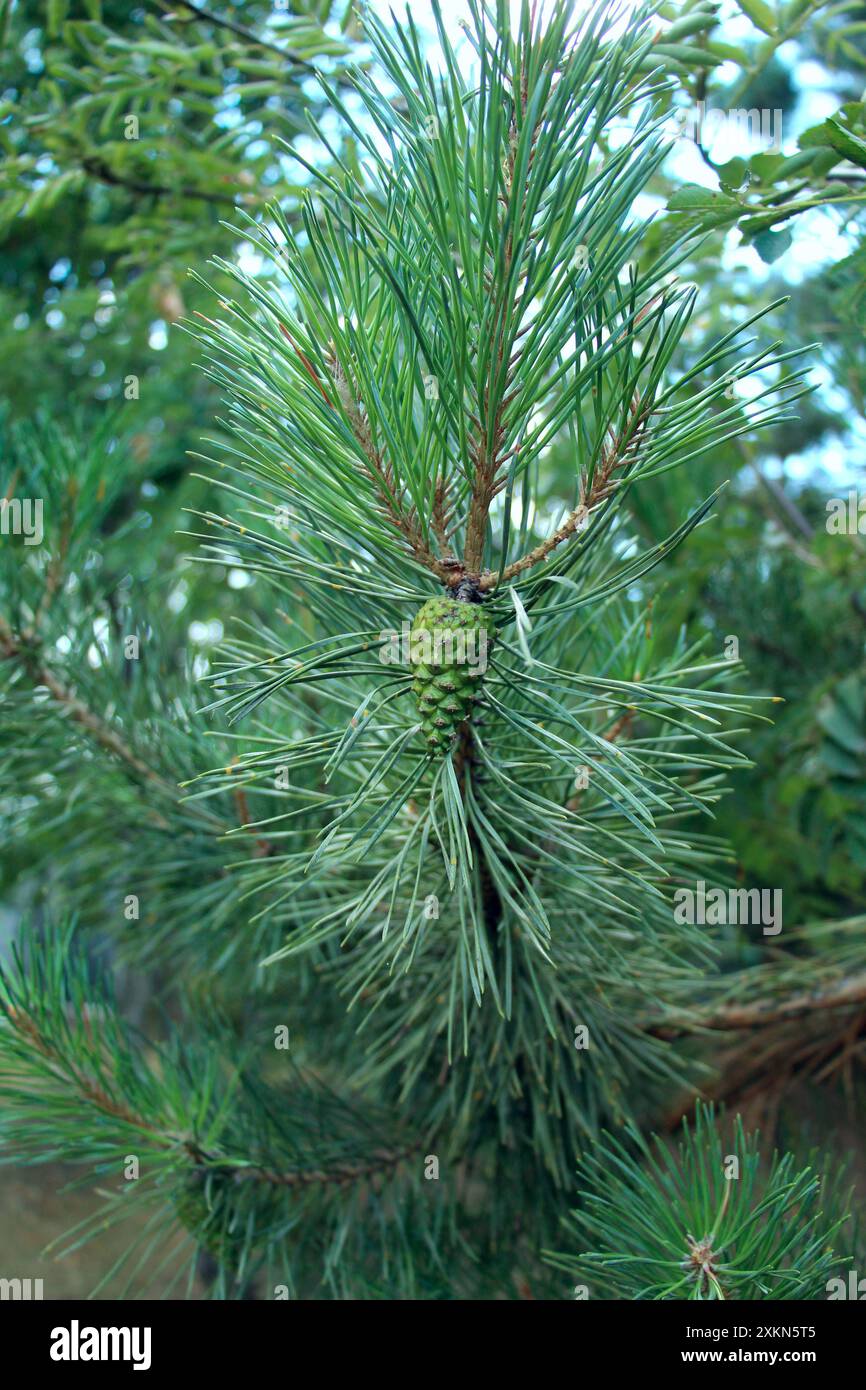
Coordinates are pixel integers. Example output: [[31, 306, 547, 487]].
[[0, 0, 357, 600]]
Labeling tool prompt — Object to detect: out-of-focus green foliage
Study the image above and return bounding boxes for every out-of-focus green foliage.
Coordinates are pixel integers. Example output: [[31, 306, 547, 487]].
[[535, 0, 866, 933], [0, 0, 355, 470]]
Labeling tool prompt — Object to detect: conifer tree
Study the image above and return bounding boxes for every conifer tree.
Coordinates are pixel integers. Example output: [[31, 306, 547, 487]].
[[0, 0, 861, 1301]]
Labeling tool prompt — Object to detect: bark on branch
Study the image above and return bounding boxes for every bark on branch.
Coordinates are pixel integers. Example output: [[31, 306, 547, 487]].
[[645, 970, 866, 1039]]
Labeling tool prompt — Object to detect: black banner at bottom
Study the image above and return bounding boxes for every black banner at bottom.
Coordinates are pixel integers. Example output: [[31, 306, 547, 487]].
[[3, 1295, 863, 1376]]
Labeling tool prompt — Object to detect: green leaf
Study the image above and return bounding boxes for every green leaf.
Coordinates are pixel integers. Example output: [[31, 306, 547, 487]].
[[653, 42, 722, 68], [667, 183, 738, 212], [665, 12, 720, 43], [835, 674, 865, 728], [810, 148, 843, 176], [818, 742, 860, 778], [718, 157, 749, 191], [752, 227, 792, 262], [46, 0, 69, 38], [771, 150, 818, 180], [817, 694, 866, 756], [824, 117, 866, 171], [749, 151, 785, 183], [735, 0, 777, 35]]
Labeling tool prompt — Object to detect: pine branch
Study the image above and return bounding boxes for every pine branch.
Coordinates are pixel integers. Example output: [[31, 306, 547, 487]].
[[431, 477, 457, 560], [11, 993, 414, 1188], [81, 156, 245, 208], [464, 102, 539, 577], [235, 1145, 416, 1190], [647, 971, 866, 1038], [650, 919, 866, 1125], [0, 604, 286, 861], [325, 343, 454, 582], [228, 764, 277, 858], [0, 612, 172, 794], [179, 0, 815, 1172], [482, 391, 651, 589], [0, 925, 421, 1196], [4, 1005, 174, 1141], [661, 1010, 866, 1135], [548, 1103, 851, 1301]]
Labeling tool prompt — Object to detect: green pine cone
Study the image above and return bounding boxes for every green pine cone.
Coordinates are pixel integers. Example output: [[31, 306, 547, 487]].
[[410, 596, 491, 750]]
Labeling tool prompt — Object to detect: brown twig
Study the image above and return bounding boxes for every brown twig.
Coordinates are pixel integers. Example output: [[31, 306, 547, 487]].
[[0, 612, 273, 852], [482, 499, 591, 590], [236, 1145, 417, 1189], [279, 325, 334, 406], [5, 1007, 165, 1138], [431, 477, 456, 561], [324, 345, 456, 583], [462, 48, 545, 580], [753, 462, 815, 541], [169, 0, 318, 71], [32, 479, 76, 634], [660, 1006, 866, 1134], [645, 969, 866, 1040], [3, 470, 20, 505], [6, 1006, 416, 1189], [463, 115, 529, 578], [81, 157, 244, 208], [481, 391, 650, 591], [228, 758, 277, 858], [0, 613, 171, 792]]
